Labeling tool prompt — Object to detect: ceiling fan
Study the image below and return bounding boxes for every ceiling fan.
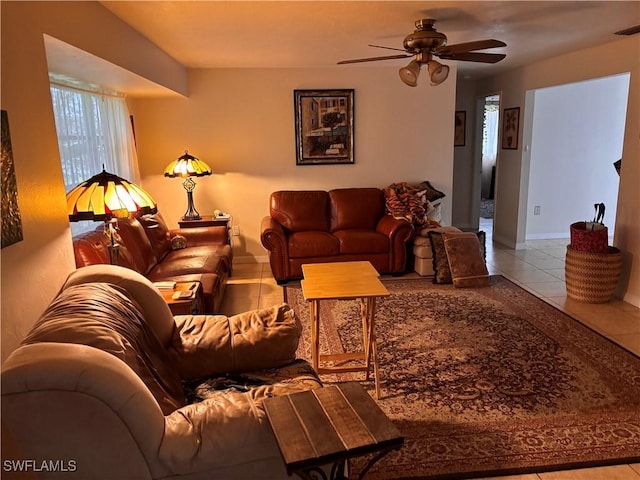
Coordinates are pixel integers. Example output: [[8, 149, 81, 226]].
[[338, 19, 507, 87]]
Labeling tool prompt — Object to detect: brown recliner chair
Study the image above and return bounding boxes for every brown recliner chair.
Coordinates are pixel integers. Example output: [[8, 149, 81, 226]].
[[1, 265, 321, 480], [260, 187, 414, 283]]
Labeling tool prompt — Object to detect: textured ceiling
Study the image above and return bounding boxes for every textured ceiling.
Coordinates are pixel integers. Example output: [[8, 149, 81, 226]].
[[100, 1, 640, 77]]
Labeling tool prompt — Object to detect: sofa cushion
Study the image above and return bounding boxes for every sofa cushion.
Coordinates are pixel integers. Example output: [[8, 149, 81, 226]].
[[333, 230, 389, 254], [139, 213, 173, 261], [287, 231, 340, 258], [270, 191, 329, 232], [329, 188, 384, 232], [148, 254, 224, 278], [117, 217, 158, 275], [22, 282, 185, 414]]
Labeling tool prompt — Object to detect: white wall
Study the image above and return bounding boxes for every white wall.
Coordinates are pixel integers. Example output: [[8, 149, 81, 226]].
[[130, 67, 457, 261], [477, 36, 640, 305], [525, 74, 629, 239]]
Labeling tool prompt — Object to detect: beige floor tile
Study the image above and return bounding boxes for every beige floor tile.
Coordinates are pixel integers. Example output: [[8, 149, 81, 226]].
[[218, 296, 259, 316], [258, 294, 286, 309], [521, 256, 566, 270], [505, 269, 560, 284], [524, 281, 567, 298], [546, 268, 566, 281], [610, 333, 640, 355], [630, 464, 640, 475], [538, 464, 640, 480], [224, 282, 262, 297]]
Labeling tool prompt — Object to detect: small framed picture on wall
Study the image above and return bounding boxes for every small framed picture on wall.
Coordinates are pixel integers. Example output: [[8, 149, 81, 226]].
[[502, 107, 520, 150], [454, 111, 466, 147]]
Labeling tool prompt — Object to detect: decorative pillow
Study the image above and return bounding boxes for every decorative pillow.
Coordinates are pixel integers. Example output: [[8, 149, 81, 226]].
[[428, 229, 486, 284], [414, 180, 446, 202], [170, 234, 187, 250], [442, 232, 489, 288], [428, 231, 453, 284]]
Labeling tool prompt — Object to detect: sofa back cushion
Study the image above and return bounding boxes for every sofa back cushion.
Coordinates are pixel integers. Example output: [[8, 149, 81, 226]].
[[138, 213, 173, 262], [329, 188, 385, 232], [22, 282, 185, 414], [73, 228, 140, 271], [117, 217, 158, 275], [270, 191, 329, 232]]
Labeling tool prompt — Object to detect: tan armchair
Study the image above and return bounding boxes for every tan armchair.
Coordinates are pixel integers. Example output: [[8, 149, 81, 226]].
[[1, 265, 321, 479]]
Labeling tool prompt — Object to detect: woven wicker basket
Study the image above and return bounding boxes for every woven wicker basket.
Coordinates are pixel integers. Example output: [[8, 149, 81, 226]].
[[565, 246, 623, 303]]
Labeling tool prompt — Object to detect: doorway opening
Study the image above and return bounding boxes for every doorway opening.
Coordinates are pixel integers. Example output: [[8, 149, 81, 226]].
[[479, 94, 500, 234]]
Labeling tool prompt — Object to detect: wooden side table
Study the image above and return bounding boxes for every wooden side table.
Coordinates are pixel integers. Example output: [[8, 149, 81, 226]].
[[301, 261, 389, 399], [157, 281, 203, 315], [264, 382, 403, 480], [178, 214, 230, 229]]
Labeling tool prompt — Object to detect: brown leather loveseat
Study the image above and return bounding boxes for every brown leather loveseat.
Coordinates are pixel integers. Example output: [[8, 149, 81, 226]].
[[260, 188, 414, 283], [72, 213, 232, 313]]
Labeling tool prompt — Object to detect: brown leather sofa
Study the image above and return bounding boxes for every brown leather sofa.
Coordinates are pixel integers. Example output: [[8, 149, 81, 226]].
[[1, 265, 322, 480], [260, 188, 414, 283], [73, 213, 232, 313]]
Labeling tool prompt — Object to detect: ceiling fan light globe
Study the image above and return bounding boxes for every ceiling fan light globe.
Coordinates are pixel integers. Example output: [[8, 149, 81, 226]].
[[399, 60, 421, 87], [428, 60, 449, 86]]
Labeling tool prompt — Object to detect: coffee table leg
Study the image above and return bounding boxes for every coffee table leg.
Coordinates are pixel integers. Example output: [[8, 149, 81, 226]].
[[360, 298, 369, 378], [310, 300, 320, 372], [368, 297, 381, 399]]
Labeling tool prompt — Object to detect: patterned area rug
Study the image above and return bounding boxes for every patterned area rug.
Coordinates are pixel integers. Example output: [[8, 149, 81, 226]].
[[284, 276, 640, 480]]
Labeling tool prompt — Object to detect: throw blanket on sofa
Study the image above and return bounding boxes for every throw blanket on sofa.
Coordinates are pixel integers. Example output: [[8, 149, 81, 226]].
[[384, 181, 444, 228], [22, 283, 186, 414]]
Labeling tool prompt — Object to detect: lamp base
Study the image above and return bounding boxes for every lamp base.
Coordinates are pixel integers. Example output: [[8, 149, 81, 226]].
[[182, 188, 201, 220]]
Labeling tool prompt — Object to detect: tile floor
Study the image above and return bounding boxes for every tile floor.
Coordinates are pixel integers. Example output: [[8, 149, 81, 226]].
[[219, 220, 640, 480]]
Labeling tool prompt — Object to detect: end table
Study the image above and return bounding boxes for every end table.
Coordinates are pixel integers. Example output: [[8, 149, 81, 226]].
[[264, 382, 403, 480], [157, 281, 203, 315]]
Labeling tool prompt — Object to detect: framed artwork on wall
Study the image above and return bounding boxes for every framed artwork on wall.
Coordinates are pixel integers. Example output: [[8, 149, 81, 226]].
[[294, 89, 354, 165], [502, 107, 520, 150], [1, 110, 24, 248], [454, 111, 466, 147]]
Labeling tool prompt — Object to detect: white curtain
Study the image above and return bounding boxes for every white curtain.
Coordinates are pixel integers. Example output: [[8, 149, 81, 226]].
[[482, 106, 499, 162], [50, 83, 139, 235]]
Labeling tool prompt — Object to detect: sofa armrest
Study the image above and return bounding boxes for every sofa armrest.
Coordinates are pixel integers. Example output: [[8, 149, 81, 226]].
[[376, 214, 414, 239], [260, 216, 289, 282], [169, 225, 227, 247], [2, 343, 169, 479], [168, 304, 301, 380], [161, 390, 283, 475], [376, 215, 415, 272]]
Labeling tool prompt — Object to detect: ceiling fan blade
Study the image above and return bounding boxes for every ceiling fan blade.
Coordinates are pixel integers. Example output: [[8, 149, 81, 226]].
[[337, 54, 412, 65], [437, 39, 506, 55], [437, 52, 506, 63], [368, 44, 408, 53]]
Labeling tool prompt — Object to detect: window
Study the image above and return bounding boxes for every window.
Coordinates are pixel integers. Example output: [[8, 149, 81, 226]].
[[49, 80, 139, 235]]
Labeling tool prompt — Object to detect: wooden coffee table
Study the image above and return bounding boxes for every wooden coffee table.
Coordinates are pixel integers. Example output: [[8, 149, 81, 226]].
[[264, 382, 403, 480], [301, 261, 389, 398]]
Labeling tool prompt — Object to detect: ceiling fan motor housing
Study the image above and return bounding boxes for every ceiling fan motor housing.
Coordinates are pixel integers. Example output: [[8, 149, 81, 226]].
[[403, 19, 447, 57]]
